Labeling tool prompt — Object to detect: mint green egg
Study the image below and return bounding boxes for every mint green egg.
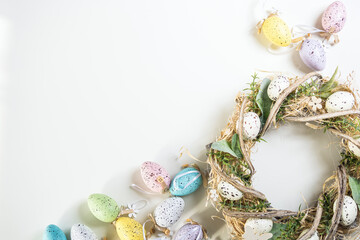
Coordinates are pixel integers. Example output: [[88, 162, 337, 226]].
[[88, 193, 120, 223]]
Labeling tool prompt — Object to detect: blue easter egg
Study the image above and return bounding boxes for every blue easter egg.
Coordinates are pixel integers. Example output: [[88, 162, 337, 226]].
[[43, 224, 67, 240], [170, 167, 202, 196]]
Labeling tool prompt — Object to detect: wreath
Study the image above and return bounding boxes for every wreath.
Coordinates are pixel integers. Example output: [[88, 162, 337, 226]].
[[207, 68, 360, 240]]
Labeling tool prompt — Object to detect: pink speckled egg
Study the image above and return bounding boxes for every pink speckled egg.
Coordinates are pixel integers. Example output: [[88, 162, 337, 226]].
[[299, 39, 326, 71], [140, 161, 171, 193], [322, 1, 346, 33]]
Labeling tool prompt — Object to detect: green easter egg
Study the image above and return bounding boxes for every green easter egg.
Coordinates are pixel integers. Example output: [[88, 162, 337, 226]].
[[88, 193, 120, 222]]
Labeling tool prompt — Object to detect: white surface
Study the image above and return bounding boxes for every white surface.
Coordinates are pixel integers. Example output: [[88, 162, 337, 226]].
[[0, 0, 359, 239]]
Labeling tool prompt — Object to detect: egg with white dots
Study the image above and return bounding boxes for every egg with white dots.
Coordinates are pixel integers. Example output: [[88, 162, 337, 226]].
[[115, 217, 144, 240], [173, 223, 203, 240], [267, 76, 290, 101], [348, 139, 360, 157], [240, 112, 261, 140], [43, 224, 67, 240], [297, 229, 319, 240], [244, 218, 273, 234], [333, 195, 358, 226], [325, 91, 355, 113], [217, 181, 243, 201], [154, 197, 185, 228], [71, 224, 98, 240]]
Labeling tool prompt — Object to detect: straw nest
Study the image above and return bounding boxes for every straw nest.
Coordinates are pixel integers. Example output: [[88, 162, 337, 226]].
[[207, 70, 360, 240]]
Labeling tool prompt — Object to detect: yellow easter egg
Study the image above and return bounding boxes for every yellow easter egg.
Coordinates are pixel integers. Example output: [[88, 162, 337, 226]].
[[261, 15, 291, 47], [115, 217, 144, 240]]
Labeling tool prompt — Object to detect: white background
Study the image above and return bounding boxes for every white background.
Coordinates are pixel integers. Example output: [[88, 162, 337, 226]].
[[0, 0, 360, 239]]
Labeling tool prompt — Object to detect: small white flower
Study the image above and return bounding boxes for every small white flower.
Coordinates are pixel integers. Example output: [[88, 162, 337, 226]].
[[243, 226, 273, 240], [127, 203, 140, 218], [308, 96, 322, 112], [209, 189, 219, 201]]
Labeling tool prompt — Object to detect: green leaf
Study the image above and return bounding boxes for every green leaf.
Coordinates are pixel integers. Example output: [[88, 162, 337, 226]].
[[211, 140, 238, 158], [320, 66, 338, 98], [256, 78, 272, 126], [270, 223, 287, 240], [231, 133, 243, 159], [349, 176, 360, 207]]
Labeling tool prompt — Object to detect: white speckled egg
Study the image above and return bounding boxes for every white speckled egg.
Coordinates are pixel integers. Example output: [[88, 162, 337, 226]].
[[154, 197, 185, 228], [299, 39, 326, 71], [297, 229, 319, 240], [322, 1, 346, 33], [244, 218, 273, 234], [267, 76, 290, 101], [241, 112, 261, 140], [348, 139, 360, 157], [217, 181, 243, 201], [71, 224, 98, 240], [333, 195, 358, 226], [325, 91, 355, 113]]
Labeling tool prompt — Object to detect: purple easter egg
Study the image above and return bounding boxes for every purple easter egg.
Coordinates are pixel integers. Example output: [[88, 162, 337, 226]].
[[299, 39, 326, 71], [322, 1, 346, 33], [140, 161, 171, 193], [173, 223, 203, 240]]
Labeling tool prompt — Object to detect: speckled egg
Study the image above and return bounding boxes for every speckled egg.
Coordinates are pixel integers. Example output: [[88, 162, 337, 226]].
[[299, 39, 326, 71], [173, 223, 203, 240], [140, 161, 171, 193], [170, 167, 202, 196], [297, 229, 319, 240], [154, 197, 185, 228], [348, 139, 360, 157], [71, 224, 98, 240], [244, 218, 273, 234], [88, 193, 120, 223], [217, 181, 243, 201], [43, 224, 67, 240], [267, 75, 290, 101], [322, 1, 346, 33], [241, 112, 261, 140], [325, 91, 355, 113], [333, 195, 358, 226], [115, 217, 144, 240], [262, 15, 291, 47]]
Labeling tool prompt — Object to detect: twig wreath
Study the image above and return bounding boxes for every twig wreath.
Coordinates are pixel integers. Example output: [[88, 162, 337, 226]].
[[207, 68, 360, 240]]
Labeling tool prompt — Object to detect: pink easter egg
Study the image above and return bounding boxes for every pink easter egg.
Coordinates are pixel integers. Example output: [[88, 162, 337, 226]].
[[140, 161, 171, 193], [322, 1, 346, 33]]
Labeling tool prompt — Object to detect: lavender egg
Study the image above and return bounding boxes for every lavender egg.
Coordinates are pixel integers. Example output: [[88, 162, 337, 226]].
[[322, 1, 346, 33], [140, 161, 171, 193], [173, 223, 203, 240], [154, 197, 185, 228], [299, 39, 326, 71]]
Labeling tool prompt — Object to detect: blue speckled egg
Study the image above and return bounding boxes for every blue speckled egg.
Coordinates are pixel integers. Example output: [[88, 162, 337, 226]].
[[43, 224, 67, 240], [173, 223, 203, 240], [170, 167, 202, 196], [71, 223, 98, 240], [299, 39, 326, 71]]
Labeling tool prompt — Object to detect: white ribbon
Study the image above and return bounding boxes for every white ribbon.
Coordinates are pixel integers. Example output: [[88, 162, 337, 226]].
[[130, 184, 159, 195]]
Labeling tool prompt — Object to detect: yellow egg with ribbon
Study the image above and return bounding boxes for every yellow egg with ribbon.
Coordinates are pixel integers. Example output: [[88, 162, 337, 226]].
[[115, 217, 144, 240], [261, 15, 291, 47]]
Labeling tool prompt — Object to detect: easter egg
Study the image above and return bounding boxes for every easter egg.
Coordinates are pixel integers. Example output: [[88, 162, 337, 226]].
[[333, 195, 358, 226], [262, 15, 291, 47], [244, 218, 273, 234], [140, 161, 171, 193], [348, 139, 360, 157], [115, 217, 144, 240], [322, 1, 346, 33], [43, 224, 67, 240], [173, 223, 203, 240], [170, 167, 202, 196], [217, 181, 243, 201], [299, 39, 326, 71], [88, 193, 120, 223], [71, 224, 98, 240], [267, 75, 290, 101], [325, 91, 355, 113], [297, 229, 319, 240], [241, 112, 261, 140], [154, 197, 185, 228]]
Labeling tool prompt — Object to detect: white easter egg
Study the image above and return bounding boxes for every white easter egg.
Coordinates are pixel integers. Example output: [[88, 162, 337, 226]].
[[244, 218, 273, 234], [267, 76, 290, 101], [348, 139, 360, 157], [154, 197, 185, 228], [71, 223, 98, 240], [333, 195, 358, 226], [297, 229, 319, 240], [241, 112, 261, 140], [325, 91, 355, 113], [217, 181, 243, 201]]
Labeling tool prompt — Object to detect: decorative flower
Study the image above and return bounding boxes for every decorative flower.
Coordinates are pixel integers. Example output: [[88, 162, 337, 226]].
[[242, 226, 273, 240], [308, 96, 322, 112], [209, 189, 219, 202], [127, 203, 140, 218]]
